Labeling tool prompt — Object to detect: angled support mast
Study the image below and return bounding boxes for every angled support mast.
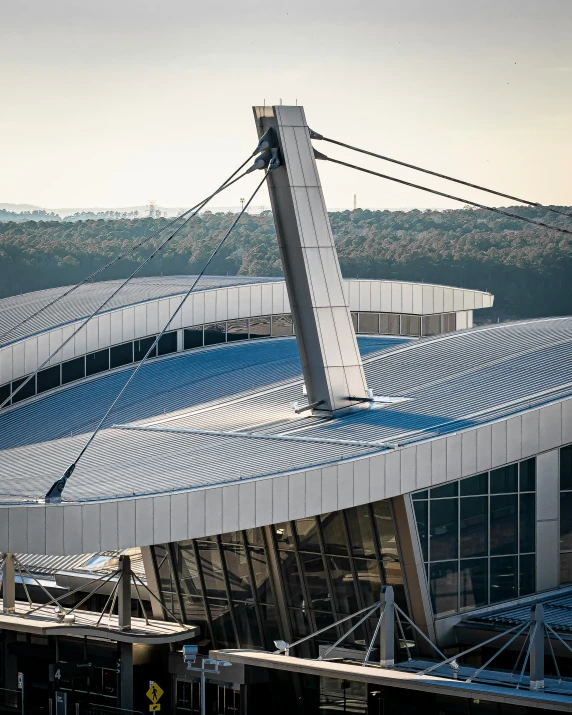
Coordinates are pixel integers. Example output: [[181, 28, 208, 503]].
[[253, 105, 368, 414]]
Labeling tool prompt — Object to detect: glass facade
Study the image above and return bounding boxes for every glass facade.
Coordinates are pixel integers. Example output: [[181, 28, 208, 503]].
[[150, 500, 409, 656], [412, 458, 536, 616], [1, 310, 459, 406], [560, 445, 572, 584]]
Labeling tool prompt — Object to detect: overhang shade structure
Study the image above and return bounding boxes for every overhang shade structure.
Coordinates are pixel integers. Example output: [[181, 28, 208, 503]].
[[253, 105, 368, 413]]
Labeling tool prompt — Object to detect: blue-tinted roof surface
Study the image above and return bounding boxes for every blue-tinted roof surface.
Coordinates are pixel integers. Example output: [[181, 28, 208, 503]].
[[0, 318, 571, 504]]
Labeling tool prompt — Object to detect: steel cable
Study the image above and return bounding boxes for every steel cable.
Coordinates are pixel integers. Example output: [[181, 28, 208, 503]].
[[320, 155, 572, 237], [314, 133, 571, 218]]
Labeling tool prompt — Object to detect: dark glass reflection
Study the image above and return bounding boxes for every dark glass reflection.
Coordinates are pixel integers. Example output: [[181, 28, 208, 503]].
[[37, 365, 61, 393], [519, 554, 535, 596], [429, 499, 458, 561], [372, 501, 398, 558], [413, 500, 428, 562], [184, 327, 203, 349], [62, 356, 85, 384], [460, 473, 487, 496], [519, 493, 535, 553], [460, 559, 488, 610], [490, 556, 517, 603], [227, 319, 249, 341], [204, 323, 226, 345], [430, 482, 458, 499], [430, 561, 458, 616], [561, 446, 572, 491], [320, 513, 348, 556], [460, 496, 487, 558], [560, 492, 572, 552], [110, 342, 133, 368], [296, 517, 321, 553], [519, 458, 536, 492], [249, 316, 270, 338], [346, 505, 376, 558], [490, 494, 518, 555], [490, 464, 518, 494], [271, 314, 293, 337]]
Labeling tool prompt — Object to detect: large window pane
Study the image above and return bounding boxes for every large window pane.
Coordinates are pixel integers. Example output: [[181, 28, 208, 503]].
[[134, 336, 157, 361], [353, 558, 381, 607], [519, 458, 536, 492], [519, 493, 535, 553], [249, 547, 275, 605], [37, 365, 61, 393], [460, 497, 487, 558], [220, 543, 253, 602], [232, 602, 263, 649], [460, 473, 488, 496], [490, 494, 518, 555], [227, 319, 249, 341], [345, 505, 376, 558], [560, 492, 572, 551], [372, 500, 399, 558], [358, 312, 379, 334], [460, 558, 488, 610], [413, 500, 428, 562], [320, 512, 348, 556], [490, 555, 517, 603], [11, 376, 35, 402], [278, 551, 304, 607], [158, 330, 177, 355], [300, 553, 333, 611], [271, 314, 293, 336], [490, 464, 518, 493], [422, 314, 441, 337], [327, 556, 359, 614], [62, 356, 85, 384], [430, 499, 458, 561], [184, 326, 203, 349], [379, 313, 400, 335], [86, 349, 109, 376], [110, 342, 133, 368], [430, 482, 458, 499], [560, 552, 572, 585], [197, 541, 227, 600], [400, 315, 420, 337], [274, 522, 295, 550], [430, 561, 458, 616], [296, 517, 321, 553], [249, 316, 270, 338], [519, 554, 535, 596], [562, 446, 572, 491], [204, 322, 226, 345]]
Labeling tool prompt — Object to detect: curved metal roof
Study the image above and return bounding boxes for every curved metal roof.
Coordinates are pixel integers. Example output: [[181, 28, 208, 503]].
[[0, 317, 571, 505], [0, 275, 276, 347]]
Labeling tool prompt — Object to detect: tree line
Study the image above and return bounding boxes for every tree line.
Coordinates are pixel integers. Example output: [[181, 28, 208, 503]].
[[0, 205, 570, 321]]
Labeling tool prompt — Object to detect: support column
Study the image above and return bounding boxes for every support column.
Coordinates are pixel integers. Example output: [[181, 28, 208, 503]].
[[253, 105, 368, 414], [119, 641, 134, 712], [379, 586, 395, 668], [529, 604, 545, 691], [2, 553, 15, 613], [118, 555, 131, 631]]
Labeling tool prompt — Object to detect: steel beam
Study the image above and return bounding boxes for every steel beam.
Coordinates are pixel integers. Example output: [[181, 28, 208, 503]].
[[529, 603, 545, 690], [118, 555, 131, 631], [379, 586, 395, 668], [253, 105, 368, 414]]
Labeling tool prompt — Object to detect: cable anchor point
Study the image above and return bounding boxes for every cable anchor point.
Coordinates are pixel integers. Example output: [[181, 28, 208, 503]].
[[45, 463, 76, 504]]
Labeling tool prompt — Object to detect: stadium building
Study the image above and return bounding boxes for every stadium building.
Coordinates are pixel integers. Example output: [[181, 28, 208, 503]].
[[0, 106, 571, 715]]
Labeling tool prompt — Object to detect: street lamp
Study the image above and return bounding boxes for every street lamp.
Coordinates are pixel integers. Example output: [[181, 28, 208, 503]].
[[182, 646, 232, 715]]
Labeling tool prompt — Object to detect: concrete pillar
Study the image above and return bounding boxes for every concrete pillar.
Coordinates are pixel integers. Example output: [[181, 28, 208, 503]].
[[379, 586, 395, 668], [529, 604, 545, 691], [119, 641, 134, 711], [2, 553, 15, 613], [118, 555, 131, 631]]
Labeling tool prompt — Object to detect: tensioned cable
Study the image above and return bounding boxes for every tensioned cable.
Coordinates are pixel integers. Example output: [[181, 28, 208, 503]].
[[320, 155, 572, 237], [47, 169, 270, 501], [0, 156, 254, 345], [313, 132, 571, 218], [1, 163, 251, 410]]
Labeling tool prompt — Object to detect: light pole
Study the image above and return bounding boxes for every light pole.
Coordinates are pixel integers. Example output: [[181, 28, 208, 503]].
[[182, 646, 232, 715]]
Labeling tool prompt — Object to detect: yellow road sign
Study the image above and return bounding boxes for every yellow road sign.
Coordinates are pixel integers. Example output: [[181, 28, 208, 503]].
[[149, 705, 161, 712], [146, 683, 164, 703]]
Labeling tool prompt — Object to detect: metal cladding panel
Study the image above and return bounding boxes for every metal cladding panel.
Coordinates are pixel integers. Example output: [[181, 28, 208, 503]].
[[476, 424, 493, 472], [321, 466, 338, 513], [0, 510, 7, 552], [422, 285, 434, 315], [122, 306, 135, 341], [431, 439, 447, 485], [443, 288, 454, 313], [412, 284, 423, 315], [9, 507, 27, 552], [0, 347, 12, 383], [416, 442, 432, 489], [522, 411, 540, 457], [456, 311, 468, 330], [46, 506, 64, 555], [288, 471, 306, 521], [536, 449, 559, 521], [237, 286, 251, 319], [63, 505, 82, 554], [99, 313, 111, 349], [491, 420, 507, 468], [453, 289, 464, 311], [563, 399, 572, 444], [238, 482, 255, 530], [380, 282, 392, 311], [146, 302, 160, 336], [118, 500, 136, 549], [506, 415, 523, 463], [110, 312, 123, 345], [134, 304, 147, 339], [390, 283, 401, 313], [337, 461, 354, 508], [48, 330, 62, 368], [188, 490, 206, 539], [536, 520, 559, 591], [203, 291, 216, 324], [135, 499, 154, 547], [28, 506, 46, 554], [222, 484, 240, 533], [474, 292, 483, 309], [353, 459, 370, 506], [205, 488, 223, 537], [369, 454, 386, 501], [153, 495, 171, 545], [305, 469, 322, 516], [192, 291, 205, 325], [359, 281, 371, 312], [169, 297, 183, 329], [272, 476, 289, 524], [539, 403, 563, 452], [370, 281, 382, 312], [250, 284, 263, 317], [272, 283, 285, 314], [100, 502, 118, 551], [433, 287, 444, 314], [400, 447, 416, 493], [446, 434, 462, 480], [170, 493, 188, 543], [461, 430, 477, 477], [83, 503, 101, 551], [254, 105, 367, 412], [401, 283, 413, 314], [255, 479, 272, 527], [216, 290, 228, 323]]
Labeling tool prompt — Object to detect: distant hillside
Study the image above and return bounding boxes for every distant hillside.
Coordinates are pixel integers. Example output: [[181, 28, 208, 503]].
[[0, 206, 570, 321]]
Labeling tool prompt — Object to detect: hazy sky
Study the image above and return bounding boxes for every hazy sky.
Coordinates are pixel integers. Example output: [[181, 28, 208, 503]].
[[1, 0, 571, 211]]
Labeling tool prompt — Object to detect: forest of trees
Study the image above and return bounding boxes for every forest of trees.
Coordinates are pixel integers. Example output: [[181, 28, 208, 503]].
[[0, 205, 570, 321]]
